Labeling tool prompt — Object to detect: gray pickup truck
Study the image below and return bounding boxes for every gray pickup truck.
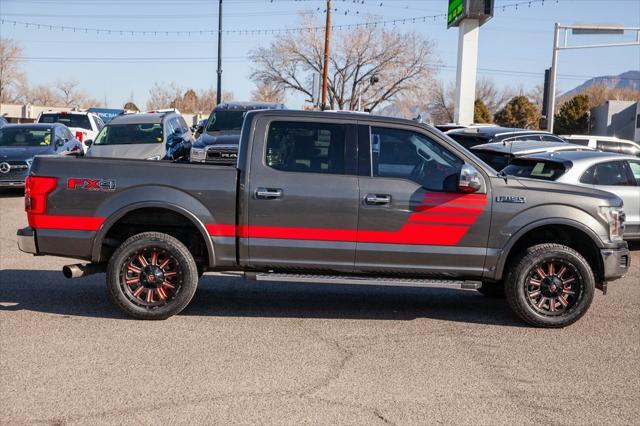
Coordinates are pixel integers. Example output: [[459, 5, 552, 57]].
[[17, 110, 630, 327]]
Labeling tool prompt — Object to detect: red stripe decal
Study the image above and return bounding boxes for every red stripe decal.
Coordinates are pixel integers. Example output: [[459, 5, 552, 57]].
[[416, 205, 484, 215], [29, 215, 105, 231], [205, 224, 237, 237], [408, 213, 479, 225]]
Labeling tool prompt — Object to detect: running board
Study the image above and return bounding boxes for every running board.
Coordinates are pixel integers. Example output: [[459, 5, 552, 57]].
[[247, 272, 481, 290]]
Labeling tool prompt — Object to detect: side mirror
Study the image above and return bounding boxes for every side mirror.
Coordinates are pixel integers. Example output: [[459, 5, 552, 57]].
[[55, 139, 65, 148], [84, 139, 93, 147], [458, 163, 483, 193]]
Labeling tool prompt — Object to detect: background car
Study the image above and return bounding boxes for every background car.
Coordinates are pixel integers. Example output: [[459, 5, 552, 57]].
[[190, 101, 286, 164], [0, 123, 83, 187], [470, 140, 594, 171], [502, 150, 640, 240], [561, 134, 640, 157], [446, 126, 566, 150], [37, 111, 104, 153], [86, 111, 193, 160]]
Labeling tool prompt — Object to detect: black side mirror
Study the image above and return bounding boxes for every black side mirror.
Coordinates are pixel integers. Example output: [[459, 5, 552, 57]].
[[84, 139, 93, 147]]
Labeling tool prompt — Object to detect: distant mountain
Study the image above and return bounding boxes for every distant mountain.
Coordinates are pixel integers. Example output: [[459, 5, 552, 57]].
[[562, 70, 640, 98]]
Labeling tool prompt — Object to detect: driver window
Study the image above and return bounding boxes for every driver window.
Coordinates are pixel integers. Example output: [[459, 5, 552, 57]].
[[371, 127, 463, 192]]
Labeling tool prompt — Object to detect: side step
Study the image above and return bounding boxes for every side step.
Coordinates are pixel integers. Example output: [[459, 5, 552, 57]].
[[247, 272, 481, 290]]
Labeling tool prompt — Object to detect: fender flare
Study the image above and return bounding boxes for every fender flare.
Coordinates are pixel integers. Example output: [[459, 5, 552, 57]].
[[91, 201, 216, 268], [493, 217, 605, 280]]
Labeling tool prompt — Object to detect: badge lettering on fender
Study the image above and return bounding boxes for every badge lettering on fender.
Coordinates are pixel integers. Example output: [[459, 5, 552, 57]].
[[67, 178, 116, 192], [496, 195, 526, 204]]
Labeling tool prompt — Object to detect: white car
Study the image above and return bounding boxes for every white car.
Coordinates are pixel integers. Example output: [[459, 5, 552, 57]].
[[37, 111, 104, 153], [561, 135, 640, 157]]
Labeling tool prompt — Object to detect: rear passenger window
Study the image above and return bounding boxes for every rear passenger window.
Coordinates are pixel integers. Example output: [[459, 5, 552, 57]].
[[569, 138, 590, 146], [266, 121, 346, 175], [580, 161, 632, 186], [628, 161, 640, 185]]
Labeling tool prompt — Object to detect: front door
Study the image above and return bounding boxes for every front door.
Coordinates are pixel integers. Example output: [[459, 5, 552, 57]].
[[246, 118, 359, 272], [355, 125, 491, 277]]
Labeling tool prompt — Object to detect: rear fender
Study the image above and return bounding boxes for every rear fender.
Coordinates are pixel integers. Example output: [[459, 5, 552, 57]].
[[90, 185, 218, 267]]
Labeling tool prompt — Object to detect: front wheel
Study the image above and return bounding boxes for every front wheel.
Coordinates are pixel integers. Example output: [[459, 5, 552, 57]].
[[505, 243, 595, 328], [107, 232, 198, 320]]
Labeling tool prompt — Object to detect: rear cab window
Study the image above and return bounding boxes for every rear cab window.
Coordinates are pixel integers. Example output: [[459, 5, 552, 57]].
[[39, 113, 92, 130], [502, 159, 568, 181], [265, 121, 347, 175]]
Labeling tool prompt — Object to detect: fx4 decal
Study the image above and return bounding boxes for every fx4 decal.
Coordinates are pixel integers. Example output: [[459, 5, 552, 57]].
[[67, 178, 116, 192], [496, 195, 526, 204]]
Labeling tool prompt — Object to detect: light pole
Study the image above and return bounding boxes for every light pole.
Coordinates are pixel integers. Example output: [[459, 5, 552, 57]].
[[321, 0, 332, 110], [216, 0, 223, 105], [545, 23, 639, 133]]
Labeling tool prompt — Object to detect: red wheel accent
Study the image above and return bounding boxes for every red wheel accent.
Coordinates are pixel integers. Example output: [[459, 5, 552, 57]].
[[120, 247, 182, 309]]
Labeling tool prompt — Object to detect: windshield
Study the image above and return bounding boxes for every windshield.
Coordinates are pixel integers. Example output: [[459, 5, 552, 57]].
[[502, 159, 567, 181], [0, 127, 52, 147], [39, 113, 92, 130], [94, 123, 163, 145], [206, 110, 246, 132], [472, 150, 512, 172]]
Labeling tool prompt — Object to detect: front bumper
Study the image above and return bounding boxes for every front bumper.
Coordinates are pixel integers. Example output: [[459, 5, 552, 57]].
[[17, 227, 37, 255], [601, 246, 630, 281]]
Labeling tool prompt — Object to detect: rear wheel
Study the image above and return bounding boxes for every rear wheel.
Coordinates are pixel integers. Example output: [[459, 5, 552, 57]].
[[107, 232, 198, 320], [505, 243, 594, 328]]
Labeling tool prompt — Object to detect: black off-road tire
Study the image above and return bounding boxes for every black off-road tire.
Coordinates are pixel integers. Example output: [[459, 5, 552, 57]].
[[477, 282, 506, 298], [107, 232, 198, 320], [505, 243, 595, 328]]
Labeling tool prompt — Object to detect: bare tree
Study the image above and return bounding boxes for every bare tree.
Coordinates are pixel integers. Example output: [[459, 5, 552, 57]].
[[54, 79, 100, 108], [430, 81, 455, 124], [250, 19, 438, 112], [475, 77, 514, 113], [147, 82, 234, 113], [21, 84, 61, 106], [0, 38, 26, 103], [251, 80, 286, 103], [528, 84, 544, 111]]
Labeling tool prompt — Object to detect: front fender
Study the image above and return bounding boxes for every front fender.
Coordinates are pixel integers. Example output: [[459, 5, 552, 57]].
[[489, 204, 608, 280], [90, 185, 219, 267]]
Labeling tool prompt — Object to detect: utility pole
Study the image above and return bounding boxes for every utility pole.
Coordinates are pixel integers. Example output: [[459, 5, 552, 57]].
[[216, 0, 223, 105], [320, 0, 332, 110]]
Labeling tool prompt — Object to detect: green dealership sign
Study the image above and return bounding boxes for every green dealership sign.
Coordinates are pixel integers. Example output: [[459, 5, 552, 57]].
[[448, 0, 465, 28], [447, 0, 494, 29]]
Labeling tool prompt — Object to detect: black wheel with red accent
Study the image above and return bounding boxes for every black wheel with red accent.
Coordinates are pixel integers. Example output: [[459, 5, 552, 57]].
[[107, 232, 198, 320], [505, 243, 595, 328]]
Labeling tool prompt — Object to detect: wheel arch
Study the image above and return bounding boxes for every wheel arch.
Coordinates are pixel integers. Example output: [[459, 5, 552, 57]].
[[91, 201, 215, 268], [495, 218, 605, 283]]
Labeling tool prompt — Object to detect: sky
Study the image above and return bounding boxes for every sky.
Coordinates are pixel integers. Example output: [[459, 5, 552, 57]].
[[0, 0, 639, 110]]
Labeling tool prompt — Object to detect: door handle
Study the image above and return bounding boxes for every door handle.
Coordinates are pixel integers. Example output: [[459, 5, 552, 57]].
[[365, 194, 391, 205], [255, 188, 283, 199]]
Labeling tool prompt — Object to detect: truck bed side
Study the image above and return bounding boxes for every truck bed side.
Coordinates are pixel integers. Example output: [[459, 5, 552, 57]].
[[28, 156, 238, 268]]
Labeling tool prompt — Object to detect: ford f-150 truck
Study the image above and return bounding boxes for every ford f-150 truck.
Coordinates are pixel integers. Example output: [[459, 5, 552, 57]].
[[17, 110, 630, 327]]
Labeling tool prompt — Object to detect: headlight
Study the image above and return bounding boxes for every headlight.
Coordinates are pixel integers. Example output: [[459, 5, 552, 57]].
[[190, 147, 207, 163], [146, 155, 162, 161], [599, 206, 625, 242]]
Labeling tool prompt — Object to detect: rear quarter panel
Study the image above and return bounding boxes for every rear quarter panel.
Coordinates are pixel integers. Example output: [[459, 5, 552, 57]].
[[29, 156, 237, 266]]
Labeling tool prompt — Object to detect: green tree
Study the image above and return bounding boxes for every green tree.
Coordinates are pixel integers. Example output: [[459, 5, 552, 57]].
[[474, 99, 492, 123], [554, 94, 590, 134], [494, 95, 541, 129]]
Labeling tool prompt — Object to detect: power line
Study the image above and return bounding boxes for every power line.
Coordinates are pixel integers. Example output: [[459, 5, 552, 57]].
[[0, 0, 550, 38]]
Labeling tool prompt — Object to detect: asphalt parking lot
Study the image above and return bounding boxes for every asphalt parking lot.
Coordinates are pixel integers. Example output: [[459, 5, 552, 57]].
[[1, 188, 639, 425]]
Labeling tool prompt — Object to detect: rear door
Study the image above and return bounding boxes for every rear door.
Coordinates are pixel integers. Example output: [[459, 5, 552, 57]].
[[355, 124, 491, 277], [245, 118, 359, 272]]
